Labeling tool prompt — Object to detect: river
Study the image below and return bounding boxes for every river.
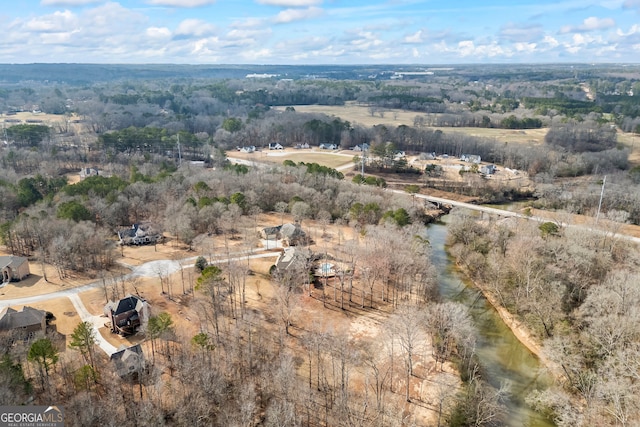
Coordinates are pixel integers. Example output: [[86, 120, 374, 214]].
[[426, 218, 555, 427]]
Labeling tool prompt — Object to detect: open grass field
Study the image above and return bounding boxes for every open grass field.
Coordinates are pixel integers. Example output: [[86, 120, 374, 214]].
[[274, 102, 550, 144], [229, 148, 355, 169], [2, 111, 67, 125]]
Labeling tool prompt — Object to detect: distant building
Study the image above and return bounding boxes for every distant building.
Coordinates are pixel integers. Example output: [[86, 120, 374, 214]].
[[480, 164, 497, 175], [352, 143, 369, 152], [260, 223, 308, 246], [0, 256, 30, 283], [319, 143, 338, 150], [79, 167, 99, 180], [269, 142, 284, 150], [460, 154, 481, 164], [117, 223, 162, 246]]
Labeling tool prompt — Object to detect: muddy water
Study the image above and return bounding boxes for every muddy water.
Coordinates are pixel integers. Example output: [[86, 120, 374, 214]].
[[426, 219, 555, 427]]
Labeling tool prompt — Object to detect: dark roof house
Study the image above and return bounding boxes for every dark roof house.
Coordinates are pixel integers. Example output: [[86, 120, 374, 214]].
[[280, 223, 308, 246], [104, 295, 149, 335], [260, 225, 282, 240], [0, 306, 47, 339]]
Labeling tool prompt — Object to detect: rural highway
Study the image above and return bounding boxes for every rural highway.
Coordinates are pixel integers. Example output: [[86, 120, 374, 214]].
[[389, 189, 640, 245]]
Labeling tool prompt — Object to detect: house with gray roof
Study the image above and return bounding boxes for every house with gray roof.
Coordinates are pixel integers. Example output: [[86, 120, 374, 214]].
[[280, 223, 308, 246], [0, 256, 30, 284], [110, 343, 145, 378], [0, 306, 46, 339]]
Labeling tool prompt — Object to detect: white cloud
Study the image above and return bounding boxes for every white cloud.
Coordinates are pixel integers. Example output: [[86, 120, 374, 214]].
[[146, 26, 172, 39], [543, 35, 559, 48], [146, 0, 216, 7], [239, 48, 272, 60], [25, 10, 77, 33], [175, 19, 217, 37], [273, 6, 323, 23], [349, 31, 383, 50], [514, 42, 537, 53], [226, 27, 271, 40], [257, 0, 322, 6], [456, 40, 509, 58], [560, 16, 615, 33], [623, 0, 640, 8], [40, 0, 101, 6], [617, 24, 640, 36], [499, 23, 543, 42], [404, 30, 423, 44]]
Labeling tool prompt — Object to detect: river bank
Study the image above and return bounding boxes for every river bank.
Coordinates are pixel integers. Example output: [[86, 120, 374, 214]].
[[452, 260, 565, 381]]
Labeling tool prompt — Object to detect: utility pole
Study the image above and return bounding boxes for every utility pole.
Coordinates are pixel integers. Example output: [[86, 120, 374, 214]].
[[177, 133, 182, 167], [596, 175, 606, 224]]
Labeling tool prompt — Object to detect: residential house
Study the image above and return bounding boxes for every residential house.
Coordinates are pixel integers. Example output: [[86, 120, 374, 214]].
[[260, 225, 282, 240], [460, 154, 482, 164], [319, 143, 338, 150], [238, 146, 256, 153], [117, 223, 162, 246], [104, 295, 149, 335], [110, 343, 145, 378], [274, 247, 299, 271], [294, 143, 310, 149], [280, 222, 308, 246], [352, 143, 370, 152], [274, 247, 312, 272], [79, 167, 99, 180], [0, 306, 47, 340], [0, 256, 30, 283], [268, 142, 284, 150], [480, 164, 497, 175]]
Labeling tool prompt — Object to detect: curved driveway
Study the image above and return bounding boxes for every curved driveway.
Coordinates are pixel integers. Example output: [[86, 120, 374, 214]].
[[0, 251, 280, 355]]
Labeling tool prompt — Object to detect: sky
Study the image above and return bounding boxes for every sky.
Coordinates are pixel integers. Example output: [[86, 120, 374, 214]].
[[1, 0, 640, 64]]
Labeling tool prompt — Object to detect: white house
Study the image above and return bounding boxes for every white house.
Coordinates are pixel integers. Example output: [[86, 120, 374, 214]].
[[269, 143, 284, 150]]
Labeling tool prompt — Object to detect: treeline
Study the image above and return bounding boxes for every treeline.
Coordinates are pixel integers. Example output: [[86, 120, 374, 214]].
[[447, 209, 640, 426], [0, 153, 436, 277], [522, 96, 599, 116], [544, 120, 617, 152]]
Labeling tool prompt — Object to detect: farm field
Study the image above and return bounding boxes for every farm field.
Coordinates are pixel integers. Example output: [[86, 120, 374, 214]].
[[229, 148, 355, 169], [273, 102, 550, 144]]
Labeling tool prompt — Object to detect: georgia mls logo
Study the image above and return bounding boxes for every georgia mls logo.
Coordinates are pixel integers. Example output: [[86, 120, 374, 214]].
[[0, 405, 64, 427]]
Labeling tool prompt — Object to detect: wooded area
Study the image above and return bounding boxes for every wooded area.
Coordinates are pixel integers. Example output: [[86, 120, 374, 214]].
[[1, 63, 640, 426]]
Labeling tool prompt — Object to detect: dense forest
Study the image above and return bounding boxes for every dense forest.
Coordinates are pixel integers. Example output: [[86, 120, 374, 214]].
[[1, 63, 640, 426]]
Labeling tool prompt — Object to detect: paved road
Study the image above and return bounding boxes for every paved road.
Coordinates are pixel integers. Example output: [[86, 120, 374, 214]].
[[389, 189, 640, 245]]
